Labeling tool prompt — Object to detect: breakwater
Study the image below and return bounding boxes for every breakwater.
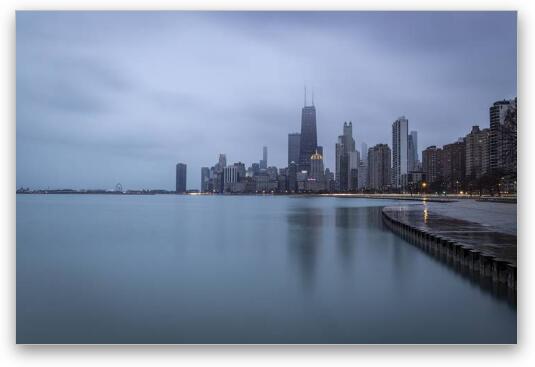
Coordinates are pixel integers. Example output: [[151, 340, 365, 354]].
[[382, 206, 517, 291]]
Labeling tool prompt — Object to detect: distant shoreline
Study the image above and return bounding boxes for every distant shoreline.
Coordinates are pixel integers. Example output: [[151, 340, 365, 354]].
[[15, 191, 516, 203]]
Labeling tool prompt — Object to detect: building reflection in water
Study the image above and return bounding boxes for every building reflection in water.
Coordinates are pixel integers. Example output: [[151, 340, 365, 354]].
[[286, 207, 323, 290], [334, 207, 360, 272]]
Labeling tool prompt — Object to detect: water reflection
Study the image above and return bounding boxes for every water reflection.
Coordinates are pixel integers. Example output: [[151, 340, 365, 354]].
[[334, 207, 359, 272], [286, 207, 323, 289]]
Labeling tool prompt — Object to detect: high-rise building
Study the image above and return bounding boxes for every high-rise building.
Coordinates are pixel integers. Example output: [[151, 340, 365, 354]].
[[368, 144, 391, 191], [288, 133, 301, 166], [489, 98, 517, 174], [442, 139, 466, 191], [348, 150, 360, 191], [176, 163, 187, 193], [361, 142, 368, 162], [218, 154, 227, 169], [342, 122, 356, 152], [465, 126, 490, 179], [408, 130, 418, 172], [392, 116, 408, 188], [201, 167, 210, 193], [422, 146, 443, 184], [335, 121, 356, 191], [357, 160, 368, 190], [288, 161, 298, 193], [298, 93, 318, 173], [339, 153, 349, 191], [309, 150, 325, 192], [260, 146, 268, 169]]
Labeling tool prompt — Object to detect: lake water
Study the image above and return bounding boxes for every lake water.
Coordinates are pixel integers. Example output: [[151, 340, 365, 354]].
[[16, 195, 516, 343]]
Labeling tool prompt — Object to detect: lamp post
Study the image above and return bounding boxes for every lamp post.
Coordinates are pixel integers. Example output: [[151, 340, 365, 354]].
[[421, 181, 427, 195]]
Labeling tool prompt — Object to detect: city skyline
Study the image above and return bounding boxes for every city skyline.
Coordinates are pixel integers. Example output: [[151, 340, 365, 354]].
[[16, 11, 517, 190]]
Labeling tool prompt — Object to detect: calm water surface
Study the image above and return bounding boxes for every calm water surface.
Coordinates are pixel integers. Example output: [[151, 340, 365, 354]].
[[16, 195, 516, 343]]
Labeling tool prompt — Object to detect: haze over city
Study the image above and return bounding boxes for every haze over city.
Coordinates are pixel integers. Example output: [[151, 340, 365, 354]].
[[16, 11, 517, 190]]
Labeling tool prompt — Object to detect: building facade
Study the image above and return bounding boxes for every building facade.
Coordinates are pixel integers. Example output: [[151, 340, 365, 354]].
[[392, 116, 408, 188], [368, 144, 391, 191], [442, 139, 466, 191], [298, 104, 318, 173], [465, 125, 490, 179], [175, 163, 187, 193], [201, 167, 210, 193], [408, 130, 418, 172], [422, 145, 443, 185], [489, 98, 517, 175], [288, 133, 301, 166]]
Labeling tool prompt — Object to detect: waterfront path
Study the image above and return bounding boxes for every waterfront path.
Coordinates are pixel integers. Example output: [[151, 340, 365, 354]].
[[382, 200, 517, 268]]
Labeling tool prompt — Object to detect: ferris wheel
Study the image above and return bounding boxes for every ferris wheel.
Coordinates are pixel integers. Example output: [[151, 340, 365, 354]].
[[115, 183, 123, 192]]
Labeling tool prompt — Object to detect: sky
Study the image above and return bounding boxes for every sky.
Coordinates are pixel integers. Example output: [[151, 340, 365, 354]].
[[16, 11, 517, 190]]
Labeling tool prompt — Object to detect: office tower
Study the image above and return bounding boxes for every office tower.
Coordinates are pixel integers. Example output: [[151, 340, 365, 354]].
[[298, 91, 318, 173], [348, 150, 360, 191], [234, 162, 246, 180], [251, 163, 260, 176], [489, 98, 517, 174], [342, 121, 356, 152], [218, 154, 227, 169], [442, 139, 466, 191], [465, 126, 490, 179], [339, 153, 349, 191], [310, 150, 324, 180], [335, 121, 356, 191], [288, 161, 298, 193], [201, 167, 210, 193], [309, 150, 325, 192], [223, 165, 239, 192], [357, 160, 368, 190], [260, 146, 268, 169], [288, 133, 301, 166], [408, 130, 418, 172], [324, 168, 335, 192], [368, 144, 391, 191], [361, 142, 368, 162], [422, 146, 443, 184], [392, 116, 408, 188], [335, 136, 344, 190], [175, 163, 187, 193]]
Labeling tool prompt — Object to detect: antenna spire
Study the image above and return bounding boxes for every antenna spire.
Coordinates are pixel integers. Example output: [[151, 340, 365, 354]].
[[312, 89, 315, 106], [304, 86, 307, 106]]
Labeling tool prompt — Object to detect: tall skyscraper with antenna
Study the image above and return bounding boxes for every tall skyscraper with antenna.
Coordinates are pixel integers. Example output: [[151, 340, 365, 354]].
[[298, 87, 318, 173]]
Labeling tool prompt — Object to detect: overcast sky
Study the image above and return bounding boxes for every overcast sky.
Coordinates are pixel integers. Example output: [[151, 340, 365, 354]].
[[16, 11, 517, 190]]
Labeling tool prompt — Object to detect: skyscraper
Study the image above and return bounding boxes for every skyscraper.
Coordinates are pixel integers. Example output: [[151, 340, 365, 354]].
[[408, 130, 418, 172], [298, 91, 317, 173], [288, 133, 301, 166], [489, 98, 517, 174], [201, 167, 210, 193], [361, 142, 368, 162], [335, 121, 356, 191], [176, 163, 187, 193], [260, 146, 268, 169], [218, 154, 227, 169], [392, 116, 408, 188], [348, 150, 360, 191], [368, 144, 391, 191], [309, 150, 325, 192]]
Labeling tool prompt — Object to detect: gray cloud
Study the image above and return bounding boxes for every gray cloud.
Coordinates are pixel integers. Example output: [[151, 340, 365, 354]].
[[16, 11, 517, 190]]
